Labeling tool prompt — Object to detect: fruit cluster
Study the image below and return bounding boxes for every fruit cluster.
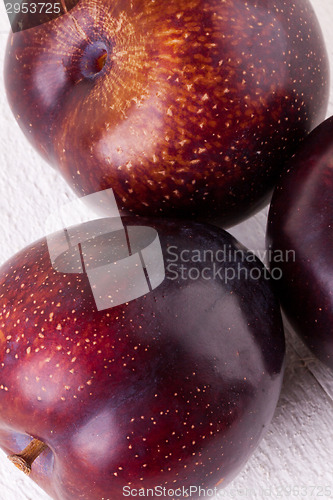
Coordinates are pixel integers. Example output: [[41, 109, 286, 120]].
[[0, 1, 332, 499]]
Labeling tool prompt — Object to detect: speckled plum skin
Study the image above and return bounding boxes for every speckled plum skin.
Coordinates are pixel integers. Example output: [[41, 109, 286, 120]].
[[267, 116, 333, 369], [4, 0, 329, 225], [0, 218, 285, 499]]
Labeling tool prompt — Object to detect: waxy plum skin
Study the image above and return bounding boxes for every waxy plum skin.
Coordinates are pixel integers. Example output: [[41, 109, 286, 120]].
[[267, 116, 333, 369], [0, 217, 285, 499], [4, 0, 330, 226]]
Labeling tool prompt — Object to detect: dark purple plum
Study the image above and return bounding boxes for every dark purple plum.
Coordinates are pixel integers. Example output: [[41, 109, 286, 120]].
[[0, 217, 285, 499], [267, 115, 333, 368], [4, 0, 329, 225]]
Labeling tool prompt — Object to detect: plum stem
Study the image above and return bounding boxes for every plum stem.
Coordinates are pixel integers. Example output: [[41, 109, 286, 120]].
[[7, 438, 48, 476], [60, 0, 68, 13]]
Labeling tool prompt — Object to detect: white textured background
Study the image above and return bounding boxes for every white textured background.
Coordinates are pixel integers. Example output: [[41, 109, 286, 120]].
[[0, 1, 333, 499]]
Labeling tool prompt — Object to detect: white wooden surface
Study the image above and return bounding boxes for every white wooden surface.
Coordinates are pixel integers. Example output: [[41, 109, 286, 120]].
[[0, 1, 333, 499]]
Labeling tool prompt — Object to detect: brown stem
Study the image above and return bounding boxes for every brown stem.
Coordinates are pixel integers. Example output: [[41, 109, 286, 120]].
[[96, 51, 108, 72], [7, 438, 48, 476], [60, 0, 68, 13]]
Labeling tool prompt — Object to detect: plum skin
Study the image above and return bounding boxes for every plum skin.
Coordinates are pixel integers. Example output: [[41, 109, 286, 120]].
[[0, 217, 285, 499]]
